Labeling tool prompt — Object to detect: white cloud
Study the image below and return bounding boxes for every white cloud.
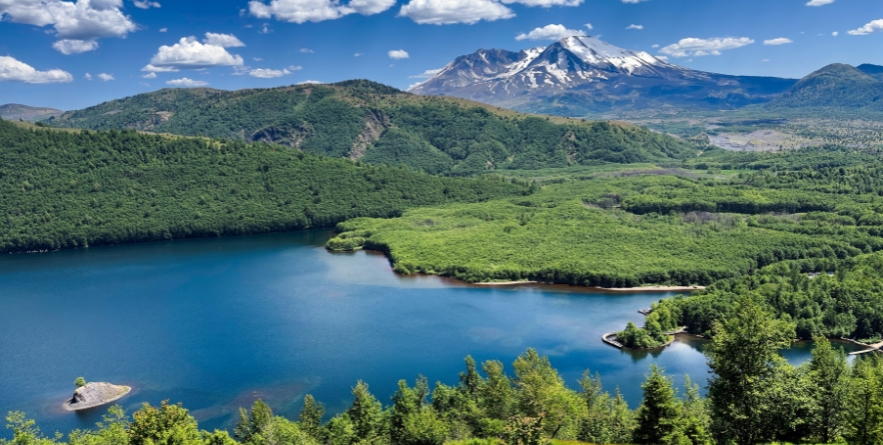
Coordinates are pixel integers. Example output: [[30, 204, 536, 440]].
[[622, 0, 648, 3], [409, 68, 442, 78], [584, 23, 592, 29], [133, 0, 160, 8], [659, 37, 754, 57], [52, 39, 99, 54], [398, 0, 514, 25], [249, 68, 292, 78], [832, 31, 839, 36], [388, 49, 410, 59], [98, 72, 114, 81], [144, 34, 245, 71], [299, 47, 314, 53], [0, 56, 73, 84], [516, 24, 586, 41], [847, 20, 883, 35], [626, 24, 643, 30], [287, 65, 303, 71], [651, 43, 659, 48], [762, 59, 770, 62], [0, 0, 138, 51], [297, 79, 323, 84], [248, 0, 396, 23], [159, 27, 168, 32], [806, 0, 834, 5], [84, 72, 92, 80], [259, 23, 272, 33], [500, 0, 582, 6], [763, 37, 793, 45], [203, 32, 246, 47], [166, 77, 209, 87], [354, 52, 364, 57], [142, 72, 157, 78]]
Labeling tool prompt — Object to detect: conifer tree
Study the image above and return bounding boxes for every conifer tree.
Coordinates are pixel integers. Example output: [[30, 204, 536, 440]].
[[634, 365, 680, 444]]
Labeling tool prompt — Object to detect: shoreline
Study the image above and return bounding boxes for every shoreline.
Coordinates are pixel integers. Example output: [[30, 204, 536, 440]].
[[471, 280, 705, 293]]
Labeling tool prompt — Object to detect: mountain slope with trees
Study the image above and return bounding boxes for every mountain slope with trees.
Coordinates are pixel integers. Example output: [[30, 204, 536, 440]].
[[0, 118, 529, 254], [764, 63, 883, 112], [48, 80, 698, 174]]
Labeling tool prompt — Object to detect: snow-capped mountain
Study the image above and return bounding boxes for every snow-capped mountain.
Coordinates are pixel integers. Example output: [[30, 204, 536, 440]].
[[409, 36, 796, 116]]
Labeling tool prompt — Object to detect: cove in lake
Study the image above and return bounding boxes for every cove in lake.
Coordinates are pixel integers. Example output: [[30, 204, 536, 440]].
[[0, 231, 867, 437]]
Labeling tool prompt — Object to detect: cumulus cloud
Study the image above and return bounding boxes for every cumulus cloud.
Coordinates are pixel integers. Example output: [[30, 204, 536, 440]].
[[159, 27, 168, 32], [763, 37, 793, 45], [806, 0, 834, 5], [144, 33, 245, 72], [516, 24, 586, 41], [84, 72, 92, 80], [0, 0, 138, 52], [52, 39, 99, 54], [297, 80, 323, 84], [166, 77, 209, 87], [626, 24, 643, 30], [98, 72, 114, 81], [299, 47, 314, 53], [133, 0, 160, 8], [0, 56, 73, 84], [832, 31, 839, 36], [388, 49, 409, 59], [409, 68, 442, 78], [142, 72, 157, 78], [398, 0, 514, 25], [500, 0, 582, 6], [659, 37, 754, 57], [848, 20, 883, 35], [203, 32, 246, 47], [249, 68, 293, 78], [248, 0, 396, 23], [584, 23, 592, 29]]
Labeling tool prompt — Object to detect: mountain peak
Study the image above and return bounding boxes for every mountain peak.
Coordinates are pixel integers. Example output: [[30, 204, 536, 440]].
[[408, 35, 797, 115]]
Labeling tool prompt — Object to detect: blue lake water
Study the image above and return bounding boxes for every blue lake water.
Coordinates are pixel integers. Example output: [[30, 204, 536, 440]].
[[0, 231, 866, 437]]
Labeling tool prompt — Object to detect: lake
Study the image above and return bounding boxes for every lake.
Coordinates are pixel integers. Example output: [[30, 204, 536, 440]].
[[0, 231, 865, 437]]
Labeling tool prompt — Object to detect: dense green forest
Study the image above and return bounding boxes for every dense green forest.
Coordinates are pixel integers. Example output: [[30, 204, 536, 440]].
[[47, 81, 697, 174], [7, 303, 883, 445], [327, 163, 883, 286], [0, 118, 529, 254]]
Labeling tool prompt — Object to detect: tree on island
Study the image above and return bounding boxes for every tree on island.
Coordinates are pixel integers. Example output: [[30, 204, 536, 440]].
[[74, 377, 86, 389]]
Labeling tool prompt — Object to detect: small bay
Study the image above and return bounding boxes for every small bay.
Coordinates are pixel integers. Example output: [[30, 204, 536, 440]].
[[0, 231, 866, 436]]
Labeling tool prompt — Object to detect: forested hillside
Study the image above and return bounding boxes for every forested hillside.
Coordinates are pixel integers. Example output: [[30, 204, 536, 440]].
[[48, 80, 697, 174], [0, 119, 528, 254], [765, 63, 883, 112]]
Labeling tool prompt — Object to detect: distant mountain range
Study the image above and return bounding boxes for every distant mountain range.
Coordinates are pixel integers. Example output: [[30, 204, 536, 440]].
[[409, 36, 798, 116], [0, 104, 63, 121], [765, 63, 883, 112], [49, 80, 696, 174]]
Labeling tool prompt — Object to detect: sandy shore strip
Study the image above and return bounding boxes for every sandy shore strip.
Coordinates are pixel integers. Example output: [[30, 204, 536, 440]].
[[472, 281, 705, 292], [473, 281, 539, 286], [589, 285, 706, 293]]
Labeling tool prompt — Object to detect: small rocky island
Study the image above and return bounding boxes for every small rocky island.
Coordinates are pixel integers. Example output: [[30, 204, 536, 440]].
[[62, 381, 131, 411]]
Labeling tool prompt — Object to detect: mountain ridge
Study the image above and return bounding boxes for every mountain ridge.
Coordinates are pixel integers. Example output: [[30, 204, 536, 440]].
[[0, 104, 63, 121], [409, 36, 797, 116], [49, 80, 699, 174]]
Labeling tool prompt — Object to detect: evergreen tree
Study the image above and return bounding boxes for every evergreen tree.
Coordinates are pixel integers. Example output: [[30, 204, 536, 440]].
[[705, 295, 795, 445], [299, 395, 325, 440], [345, 381, 385, 442], [634, 365, 680, 444], [808, 336, 849, 443], [844, 356, 883, 445]]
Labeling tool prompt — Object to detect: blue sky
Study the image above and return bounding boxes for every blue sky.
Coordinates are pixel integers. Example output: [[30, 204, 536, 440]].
[[1, 0, 881, 110]]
